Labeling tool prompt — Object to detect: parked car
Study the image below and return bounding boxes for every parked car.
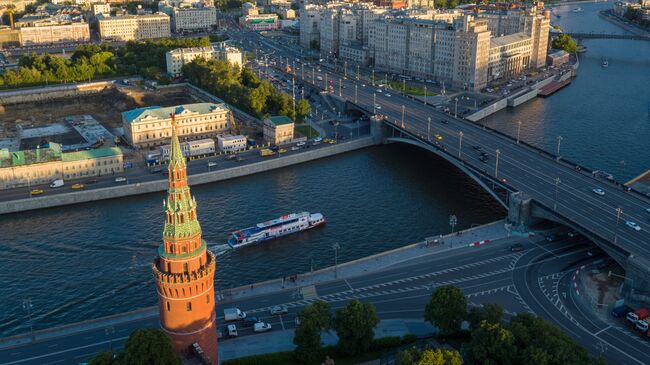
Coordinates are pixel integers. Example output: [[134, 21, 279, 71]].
[[243, 316, 259, 327], [510, 243, 525, 252], [611, 304, 633, 319], [71, 183, 85, 190], [115, 177, 127, 183], [253, 322, 272, 333]]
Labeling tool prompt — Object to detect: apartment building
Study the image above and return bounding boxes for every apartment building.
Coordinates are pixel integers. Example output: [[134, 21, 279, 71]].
[[0, 143, 123, 190], [19, 21, 90, 46], [165, 43, 243, 77], [98, 13, 171, 41], [122, 103, 233, 148], [299, 4, 322, 48], [239, 13, 280, 31], [159, 0, 217, 32]]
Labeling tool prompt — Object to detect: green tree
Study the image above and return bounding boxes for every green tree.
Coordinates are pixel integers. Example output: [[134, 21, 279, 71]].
[[467, 303, 503, 329], [295, 99, 311, 122], [396, 346, 422, 365], [551, 34, 577, 54], [121, 328, 181, 365], [293, 300, 332, 363], [424, 285, 467, 336], [88, 351, 117, 365], [418, 348, 463, 365], [333, 300, 379, 356], [466, 321, 516, 365]]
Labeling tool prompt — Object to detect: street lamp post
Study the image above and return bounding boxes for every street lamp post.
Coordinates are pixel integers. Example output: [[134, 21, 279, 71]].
[[495, 149, 501, 178], [354, 84, 358, 103], [554, 177, 561, 211], [401, 105, 405, 128], [371, 69, 375, 85], [332, 243, 340, 278], [324, 73, 328, 92], [556, 135, 563, 156], [105, 326, 115, 351], [516, 121, 522, 144], [312, 66, 315, 82], [458, 131, 464, 159], [357, 65, 360, 80], [454, 97, 459, 118], [614, 207, 622, 243], [423, 86, 427, 105], [339, 78, 342, 96], [344, 61, 347, 78], [427, 117, 431, 141], [449, 215, 458, 234], [373, 93, 376, 115], [402, 79, 406, 95]]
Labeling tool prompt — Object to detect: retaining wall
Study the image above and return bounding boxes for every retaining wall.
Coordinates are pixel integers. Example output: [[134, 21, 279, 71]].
[[0, 137, 376, 215], [508, 88, 539, 107], [0, 81, 114, 105], [466, 98, 508, 122]]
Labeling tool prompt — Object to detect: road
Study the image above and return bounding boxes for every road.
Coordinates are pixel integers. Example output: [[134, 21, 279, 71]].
[[0, 132, 367, 207], [230, 29, 650, 260], [5, 235, 643, 364]]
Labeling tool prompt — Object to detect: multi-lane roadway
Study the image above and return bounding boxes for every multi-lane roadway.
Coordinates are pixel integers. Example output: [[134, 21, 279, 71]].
[[233, 29, 650, 260]]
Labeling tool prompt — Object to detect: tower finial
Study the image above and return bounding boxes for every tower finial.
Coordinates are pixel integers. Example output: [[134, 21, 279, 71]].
[[169, 113, 184, 166]]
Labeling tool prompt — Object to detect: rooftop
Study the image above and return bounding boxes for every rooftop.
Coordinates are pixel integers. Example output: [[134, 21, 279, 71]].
[[0, 143, 62, 168], [122, 103, 229, 124], [490, 32, 530, 48], [268, 116, 293, 126], [61, 147, 123, 163]]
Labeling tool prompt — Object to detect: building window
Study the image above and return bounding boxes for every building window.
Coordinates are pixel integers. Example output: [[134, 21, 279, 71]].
[[206, 295, 210, 304], [186, 302, 192, 311], [167, 302, 170, 311]]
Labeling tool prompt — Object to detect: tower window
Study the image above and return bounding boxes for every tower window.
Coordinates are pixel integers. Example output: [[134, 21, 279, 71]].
[[206, 295, 210, 304], [167, 302, 170, 311], [186, 302, 192, 311], [183, 263, 188, 273]]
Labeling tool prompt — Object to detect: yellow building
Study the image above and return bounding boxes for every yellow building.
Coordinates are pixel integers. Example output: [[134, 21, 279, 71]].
[[0, 143, 124, 190], [263, 116, 294, 145], [98, 13, 171, 41], [122, 103, 234, 148]]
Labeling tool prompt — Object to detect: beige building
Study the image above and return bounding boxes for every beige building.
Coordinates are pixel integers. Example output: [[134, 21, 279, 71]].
[[14, 15, 91, 46], [122, 103, 234, 148], [263, 116, 294, 145], [217, 134, 247, 153], [239, 13, 280, 31], [172, 4, 217, 32], [242, 2, 259, 16], [98, 13, 171, 41], [0, 143, 123, 190], [165, 43, 243, 77], [488, 32, 532, 82], [92, 3, 111, 17]]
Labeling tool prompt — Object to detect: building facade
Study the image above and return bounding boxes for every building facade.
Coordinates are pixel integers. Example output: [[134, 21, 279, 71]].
[[98, 13, 171, 41], [263, 116, 294, 145], [216, 135, 247, 153], [171, 5, 217, 32], [154, 116, 218, 364], [165, 43, 243, 77], [18, 22, 90, 46], [122, 103, 233, 148], [239, 14, 280, 31], [0, 143, 123, 190]]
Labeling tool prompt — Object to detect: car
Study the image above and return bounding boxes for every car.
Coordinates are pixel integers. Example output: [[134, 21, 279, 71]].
[[472, 145, 482, 150], [645, 208, 650, 214], [567, 231, 580, 238], [208, 162, 217, 167], [85, 179, 98, 184], [375, 105, 381, 110], [376, 89, 382, 93], [243, 316, 259, 326], [434, 134, 443, 140], [592, 188, 605, 196], [115, 177, 127, 183], [479, 155, 488, 163], [291, 146, 300, 151], [296, 141, 306, 147], [30, 189, 44, 195], [545, 234, 558, 242], [587, 247, 603, 257], [313, 137, 323, 142], [71, 183, 85, 190], [626, 221, 641, 231], [385, 93, 391, 97], [510, 243, 525, 252], [270, 305, 289, 315], [253, 322, 272, 333]]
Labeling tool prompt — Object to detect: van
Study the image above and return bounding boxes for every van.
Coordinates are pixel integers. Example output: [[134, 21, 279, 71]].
[[49, 179, 64, 188], [115, 177, 127, 183]]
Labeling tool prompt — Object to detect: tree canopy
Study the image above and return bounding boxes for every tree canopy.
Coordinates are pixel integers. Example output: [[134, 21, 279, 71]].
[[87, 328, 181, 365], [397, 347, 463, 365], [293, 300, 332, 363], [333, 299, 380, 356], [551, 34, 578, 54], [467, 303, 503, 329], [424, 285, 467, 336]]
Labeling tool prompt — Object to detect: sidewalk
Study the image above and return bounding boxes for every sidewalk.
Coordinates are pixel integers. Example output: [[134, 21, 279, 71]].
[[219, 318, 436, 362]]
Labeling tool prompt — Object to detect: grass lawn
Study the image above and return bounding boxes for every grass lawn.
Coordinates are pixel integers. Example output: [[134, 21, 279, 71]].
[[295, 124, 320, 138], [388, 81, 437, 97]]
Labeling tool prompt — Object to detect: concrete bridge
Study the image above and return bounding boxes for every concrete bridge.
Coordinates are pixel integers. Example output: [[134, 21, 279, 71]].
[[323, 79, 650, 304], [565, 32, 650, 41]]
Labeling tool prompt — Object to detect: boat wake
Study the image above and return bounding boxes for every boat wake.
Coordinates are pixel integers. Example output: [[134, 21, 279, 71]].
[[207, 243, 232, 256]]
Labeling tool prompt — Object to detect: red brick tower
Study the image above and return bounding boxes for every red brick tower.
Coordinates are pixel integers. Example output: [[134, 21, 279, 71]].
[[153, 114, 218, 364]]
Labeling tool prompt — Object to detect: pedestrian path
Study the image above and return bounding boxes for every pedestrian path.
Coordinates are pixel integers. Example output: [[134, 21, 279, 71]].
[[219, 318, 436, 362]]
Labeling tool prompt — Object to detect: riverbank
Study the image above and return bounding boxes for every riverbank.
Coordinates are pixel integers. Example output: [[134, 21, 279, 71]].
[[0, 219, 508, 351], [599, 9, 650, 37], [0, 137, 376, 215]]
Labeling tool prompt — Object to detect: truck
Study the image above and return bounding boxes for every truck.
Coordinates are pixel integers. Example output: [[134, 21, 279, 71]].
[[626, 307, 648, 325], [259, 149, 275, 157], [224, 307, 247, 321], [634, 317, 650, 334], [611, 304, 633, 318], [49, 179, 64, 188]]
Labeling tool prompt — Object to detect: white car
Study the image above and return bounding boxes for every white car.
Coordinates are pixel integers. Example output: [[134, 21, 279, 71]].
[[645, 208, 650, 214], [291, 146, 300, 151], [375, 104, 381, 110], [626, 221, 641, 231], [313, 137, 323, 143], [385, 93, 391, 97], [253, 322, 272, 333], [115, 177, 127, 183], [270, 305, 289, 315], [376, 89, 382, 93], [208, 162, 217, 167], [592, 188, 605, 196], [296, 141, 306, 147]]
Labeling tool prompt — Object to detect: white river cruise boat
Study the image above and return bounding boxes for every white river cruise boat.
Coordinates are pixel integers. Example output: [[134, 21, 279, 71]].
[[227, 212, 326, 249]]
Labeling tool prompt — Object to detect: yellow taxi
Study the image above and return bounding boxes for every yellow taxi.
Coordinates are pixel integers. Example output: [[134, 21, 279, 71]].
[[327, 139, 338, 144], [71, 183, 85, 190], [434, 134, 443, 140], [30, 189, 44, 196], [278, 148, 287, 154]]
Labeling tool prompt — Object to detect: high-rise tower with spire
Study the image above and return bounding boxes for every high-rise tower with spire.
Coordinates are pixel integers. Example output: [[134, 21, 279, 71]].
[[153, 114, 218, 364]]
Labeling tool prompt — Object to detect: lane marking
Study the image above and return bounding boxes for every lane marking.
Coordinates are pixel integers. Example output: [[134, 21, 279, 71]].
[[0, 336, 129, 365], [594, 325, 611, 336]]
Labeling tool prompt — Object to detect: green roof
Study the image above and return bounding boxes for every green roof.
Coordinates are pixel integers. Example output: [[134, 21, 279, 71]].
[[122, 103, 228, 124], [61, 147, 123, 163], [268, 115, 293, 125], [0, 143, 63, 168]]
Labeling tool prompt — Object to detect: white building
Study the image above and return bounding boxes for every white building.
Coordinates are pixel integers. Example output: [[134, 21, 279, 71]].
[[165, 43, 243, 77], [122, 103, 234, 148], [161, 138, 215, 159], [239, 13, 280, 31], [18, 21, 90, 46], [161, 1, 217, 32], [217, 135, 247, 153], [98, 13, 171, 41], [91, 3, 111, 17], [488, 32, 532, 82]]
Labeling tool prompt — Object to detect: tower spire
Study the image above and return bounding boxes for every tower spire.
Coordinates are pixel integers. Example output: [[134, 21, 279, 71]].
[[153, 112, 218, 364]]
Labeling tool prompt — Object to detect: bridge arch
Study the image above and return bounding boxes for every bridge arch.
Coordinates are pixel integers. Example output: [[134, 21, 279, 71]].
[[386, 136, 509, 209]]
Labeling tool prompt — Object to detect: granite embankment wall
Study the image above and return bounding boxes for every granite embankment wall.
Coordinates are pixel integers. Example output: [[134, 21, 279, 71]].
[[0, 80, 140, 105], [0, 137, 376, 215]]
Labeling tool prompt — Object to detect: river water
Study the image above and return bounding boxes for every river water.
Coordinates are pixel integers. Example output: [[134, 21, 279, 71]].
[[2, 1, 648, 338], [481, 1, 650, 182], [0, 145, 504, 336]]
